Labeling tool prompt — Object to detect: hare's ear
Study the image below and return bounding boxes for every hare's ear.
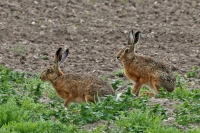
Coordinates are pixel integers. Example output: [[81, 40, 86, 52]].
[[60, 49, 69, 64], [133, 31, 141, 45], [128, 30, 134, 45], [55, 48, 62, 64]]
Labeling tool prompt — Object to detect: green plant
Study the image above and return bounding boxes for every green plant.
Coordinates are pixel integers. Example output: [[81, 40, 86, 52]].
[[175, 73, 186, 90], [114, 110, 180, 133], [102, 74, 109, 81], [110, 79, 125, 90], [87, 0, 94, 3], [0, 66, 26, 104], [1, 121, 80, 133], [114, 69, 124, 77], [187, 66, 199, 78], [12, 11, 20, 15], [40, 55, 47, 60], [90, 124, 107, 133], [120, 0, 128, 4], [175, 101, 200, 126], [12, 44, 27, 56], [150, 104, 167, 118]]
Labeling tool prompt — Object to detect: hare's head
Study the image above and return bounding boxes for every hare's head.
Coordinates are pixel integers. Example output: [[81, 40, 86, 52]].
[[116, 30, 141, 62], [40, 48, 69, 82]]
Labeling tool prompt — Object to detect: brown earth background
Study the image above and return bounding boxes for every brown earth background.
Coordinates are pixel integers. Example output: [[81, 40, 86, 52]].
[[0, 0, 200, 130], [0, 0, 200, 80]]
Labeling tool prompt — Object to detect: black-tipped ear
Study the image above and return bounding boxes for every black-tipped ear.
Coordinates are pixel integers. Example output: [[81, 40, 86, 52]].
[[128, 30, 134, 45], [55, 48, 62, 63], [133, 31, 141, 44], [60, 49, 69, 64]]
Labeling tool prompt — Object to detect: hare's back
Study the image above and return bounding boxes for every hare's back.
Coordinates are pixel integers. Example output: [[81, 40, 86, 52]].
[[65, 73, 114, 96], [134, 56, 170, 74], [83, 74, 115, 96]]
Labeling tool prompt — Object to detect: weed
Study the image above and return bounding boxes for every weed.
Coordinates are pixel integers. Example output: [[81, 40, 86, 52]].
[[40, 55, 47, 60], [87, 0, 94, 3], [114, 69, 124, 77], [187, 66, 199, 78], [12, 11, 20, 16], [137, 0, 146, 6], [1, 121, 80, 133], [175, 101, 200, 126], [114, 110, 179, 133], [175, 73, 187, 90], [150, 104, 167, 118], [120, 0, 128, 4], [12, 44, 27, 56], [110, 79, 125, 90], [102, 74, 109, 81]]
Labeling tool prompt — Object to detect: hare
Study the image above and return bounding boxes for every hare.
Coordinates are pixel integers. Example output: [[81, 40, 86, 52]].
[[40, 47, 114, 107], [116, 30, 176, 97]]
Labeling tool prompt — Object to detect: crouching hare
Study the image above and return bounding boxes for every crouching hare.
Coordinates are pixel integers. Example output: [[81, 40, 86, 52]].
[[116, 30, 176, 97], [40, 48, 114, 107]]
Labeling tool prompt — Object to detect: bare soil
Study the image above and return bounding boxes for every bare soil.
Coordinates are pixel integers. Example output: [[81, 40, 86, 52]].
[[0, 0, 200, 76]]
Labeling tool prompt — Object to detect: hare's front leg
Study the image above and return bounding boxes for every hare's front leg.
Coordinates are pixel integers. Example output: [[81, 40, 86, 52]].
[[132, 81, 143, 96], [63, 93, 73, 107]]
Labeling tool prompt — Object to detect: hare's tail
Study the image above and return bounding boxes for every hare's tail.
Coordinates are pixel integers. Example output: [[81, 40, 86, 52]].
[[157, 72, 176, 92]]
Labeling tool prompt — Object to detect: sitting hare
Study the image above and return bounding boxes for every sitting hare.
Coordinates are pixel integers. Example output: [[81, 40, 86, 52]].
[[116, 30, 176, 97], [40, 48, 114, 107]]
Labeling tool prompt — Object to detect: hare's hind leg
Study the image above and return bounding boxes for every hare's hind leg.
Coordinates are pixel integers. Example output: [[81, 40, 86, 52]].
[[142, 84, 158, 98], [84, 95, 95, 103], [64, 99, 72, 107], [149, 77, 159, 96]]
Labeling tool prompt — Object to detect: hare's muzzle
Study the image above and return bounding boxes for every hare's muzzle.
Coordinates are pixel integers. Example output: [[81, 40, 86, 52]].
[[39, 76, 43, 81], [116, 56, 120, 60], [39, 74, 45, 81], [40, 76, 45, 82]]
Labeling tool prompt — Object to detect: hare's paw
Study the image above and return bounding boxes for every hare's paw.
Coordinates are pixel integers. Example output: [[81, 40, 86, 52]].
[[132, 89, 136, 93], [132, 88, 140, 96], [142, 91, 155, 97]]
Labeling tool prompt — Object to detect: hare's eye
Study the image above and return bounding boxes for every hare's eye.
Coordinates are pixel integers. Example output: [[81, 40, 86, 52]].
[[125, 49, 129, 53], [47, 68, 52, 73]]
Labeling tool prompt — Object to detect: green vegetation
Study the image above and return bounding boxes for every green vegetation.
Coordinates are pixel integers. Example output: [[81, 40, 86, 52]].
[[40, 55, 47, 60], [120, 0, 128, 4], [186, 66, 198, 78], [114, 69, 124, 77], [0, 65, 200, 132], [12, 44, 27, 56], [102, 74, 109, 81], [111, 79, 125, 90]]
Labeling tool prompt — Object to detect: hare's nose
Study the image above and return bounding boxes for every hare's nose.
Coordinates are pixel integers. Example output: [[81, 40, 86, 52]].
[[117, 56, 120, 60]]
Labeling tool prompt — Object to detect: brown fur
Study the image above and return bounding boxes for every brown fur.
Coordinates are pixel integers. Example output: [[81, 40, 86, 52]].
[[40, 48, 114, 107], [117, 30, 176, 97]]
